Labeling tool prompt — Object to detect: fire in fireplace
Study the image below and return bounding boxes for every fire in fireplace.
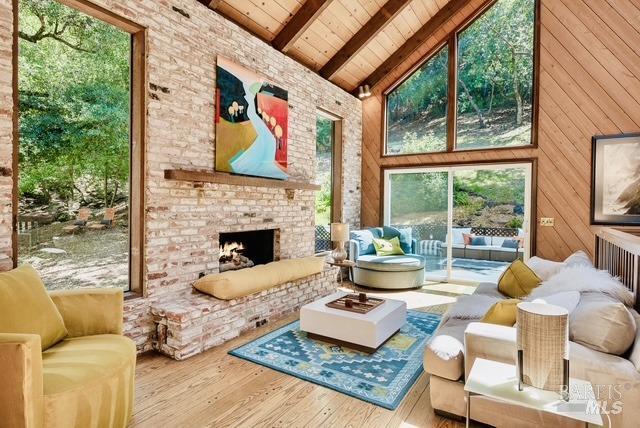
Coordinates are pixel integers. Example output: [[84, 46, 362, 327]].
[[218, 229, 276, 272]]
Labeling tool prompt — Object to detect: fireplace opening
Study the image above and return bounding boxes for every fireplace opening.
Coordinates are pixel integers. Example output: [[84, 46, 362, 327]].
[[218, 229, 276, 272]]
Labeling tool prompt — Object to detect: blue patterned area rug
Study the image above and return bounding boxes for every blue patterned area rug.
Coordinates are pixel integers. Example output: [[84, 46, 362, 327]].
[[229, 310, 441, 410]]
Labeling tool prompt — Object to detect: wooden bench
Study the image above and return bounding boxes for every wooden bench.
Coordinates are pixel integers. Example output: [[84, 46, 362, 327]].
[[150, 267, 338, 360]]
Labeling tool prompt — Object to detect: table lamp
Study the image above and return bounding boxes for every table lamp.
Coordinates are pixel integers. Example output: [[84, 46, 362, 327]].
[[330, 223, 349, 263], [516, 302, 570, 401]]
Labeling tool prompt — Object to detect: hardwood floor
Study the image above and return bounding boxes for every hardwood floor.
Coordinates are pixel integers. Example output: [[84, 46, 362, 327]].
[[131, 283, 469, 428]]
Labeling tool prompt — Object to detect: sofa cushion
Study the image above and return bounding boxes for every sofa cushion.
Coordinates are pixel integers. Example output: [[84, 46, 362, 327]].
[[382, 226, 413, 254], [497, 259, 541, 299], [570, 293, 636, 355], [529, 291, 580, 314], [501, 239, 519, 249], [471, 236, 487, 246], [525, 256, 566, 280], [0, 265, 68, 351], [450, 228, 472, 245], [481, 299, 521, 326], [350, 228, 382, 255], [424, 318, 468, 381], [564, 250, 593, 267], [474, 282, 507, 299], [372, 237, 404, 256], [356, 254, 425, 272], [42, 334, 136, 427], [195, 256, 325, 300]]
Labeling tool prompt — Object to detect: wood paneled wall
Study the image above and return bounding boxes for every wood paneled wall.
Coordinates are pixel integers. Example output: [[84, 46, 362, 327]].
[[361, 0, 640, 260]]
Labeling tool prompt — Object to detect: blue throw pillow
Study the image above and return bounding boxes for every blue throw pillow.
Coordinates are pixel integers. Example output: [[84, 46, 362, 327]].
[[350, 228, 382, 255], [470, 236, 487, 246], [382, 226, 413, 254], [502, 239, 520, 249]]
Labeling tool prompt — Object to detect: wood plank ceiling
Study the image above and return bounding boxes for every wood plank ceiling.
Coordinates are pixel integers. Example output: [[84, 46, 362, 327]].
[[197, 0, 463, 93]]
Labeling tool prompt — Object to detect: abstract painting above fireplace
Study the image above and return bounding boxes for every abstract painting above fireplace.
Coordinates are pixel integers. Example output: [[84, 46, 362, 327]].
[[219, 229, 277, 272], [215, 56, 289, 180]]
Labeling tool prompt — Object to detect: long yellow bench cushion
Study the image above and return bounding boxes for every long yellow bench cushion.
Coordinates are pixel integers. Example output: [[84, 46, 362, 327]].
[[42, 334, 136, 428], [194, 256, 325, 300]]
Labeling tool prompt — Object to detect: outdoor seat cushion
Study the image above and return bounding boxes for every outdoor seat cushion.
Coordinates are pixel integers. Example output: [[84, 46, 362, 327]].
[[356, 254, 425, 272], [486, 246, 520, 253], [42, 334, 136, 427], [440, 243, 465, 249]]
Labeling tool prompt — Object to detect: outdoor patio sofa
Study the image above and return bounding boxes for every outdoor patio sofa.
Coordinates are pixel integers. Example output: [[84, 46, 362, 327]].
[[439, 226, 525, 262], [349, 227, 425, 289]]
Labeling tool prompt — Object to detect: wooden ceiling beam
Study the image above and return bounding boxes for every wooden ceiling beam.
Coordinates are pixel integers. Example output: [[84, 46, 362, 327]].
[[320, 0, 412, 80], [271, 0, 334, 53], [198, 0, 272, 45], [357, 0, 486, 92], [196, 0, 221, 9]]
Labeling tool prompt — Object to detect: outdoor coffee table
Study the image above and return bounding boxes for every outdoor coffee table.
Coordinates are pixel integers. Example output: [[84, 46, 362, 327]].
[[300, 291, 407, 353]]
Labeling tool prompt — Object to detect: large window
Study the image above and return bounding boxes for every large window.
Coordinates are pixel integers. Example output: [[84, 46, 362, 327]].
[[384, 0, 536, 155], [17, 0, 144, 293], [457, 0, 535, 149], [314, 111, 342, 253], [386, 46, 449, 155], [384, 163, 533, 283]]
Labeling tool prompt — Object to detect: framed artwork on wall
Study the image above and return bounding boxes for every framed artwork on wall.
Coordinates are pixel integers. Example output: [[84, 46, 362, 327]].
[[591, 133, 640, 225], [215, 56, 289, 180]]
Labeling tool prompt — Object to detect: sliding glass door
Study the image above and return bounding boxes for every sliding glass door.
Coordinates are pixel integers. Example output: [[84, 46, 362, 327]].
[[384, 162, 532, 284], [387, 170, 449, 281]]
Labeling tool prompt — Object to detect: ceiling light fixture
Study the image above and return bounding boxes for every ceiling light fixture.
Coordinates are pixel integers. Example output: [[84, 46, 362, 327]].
[[358, 84, 371, 99]]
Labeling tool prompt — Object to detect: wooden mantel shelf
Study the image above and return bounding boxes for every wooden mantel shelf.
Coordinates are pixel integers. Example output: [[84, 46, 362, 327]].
[[164, 169, 321, 191]]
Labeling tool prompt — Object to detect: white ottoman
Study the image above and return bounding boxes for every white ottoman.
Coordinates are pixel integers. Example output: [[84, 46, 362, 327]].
[[300, 292, 407, 353]]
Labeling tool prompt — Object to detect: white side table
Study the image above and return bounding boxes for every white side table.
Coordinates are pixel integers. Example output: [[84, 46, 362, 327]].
[[464, 358, 602, 427]]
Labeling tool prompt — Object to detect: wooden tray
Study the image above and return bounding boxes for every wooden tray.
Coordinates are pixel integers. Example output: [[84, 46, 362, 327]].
[[325, 294, 385, 314]]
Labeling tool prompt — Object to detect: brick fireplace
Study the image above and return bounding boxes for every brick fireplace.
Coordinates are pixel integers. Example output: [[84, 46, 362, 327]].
[[218, 229, 278, 272], [0, 0, 362, 354]]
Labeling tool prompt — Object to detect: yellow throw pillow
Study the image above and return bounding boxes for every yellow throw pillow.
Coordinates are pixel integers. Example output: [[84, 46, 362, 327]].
[[0, 265, 67, 350], [481, 299, 522, 326], [498, 259, 541, 298], [372, 237, 405, 256]]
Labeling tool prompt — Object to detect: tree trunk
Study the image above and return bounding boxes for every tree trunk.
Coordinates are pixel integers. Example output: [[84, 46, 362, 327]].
[[513, 74, 523, 126], [488, 82, 495, 114], [109, 181, 119, 207], [459, 78, 486, 128], [509, 46, 523, 127], [104, 167, 109, 207]]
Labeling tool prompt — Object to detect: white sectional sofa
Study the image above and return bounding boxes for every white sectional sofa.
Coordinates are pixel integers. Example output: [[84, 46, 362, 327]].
[[424, 253, 640, 427]]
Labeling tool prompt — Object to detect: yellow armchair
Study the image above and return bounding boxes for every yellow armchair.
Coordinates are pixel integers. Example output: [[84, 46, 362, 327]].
[[0, 288, 135, 428]]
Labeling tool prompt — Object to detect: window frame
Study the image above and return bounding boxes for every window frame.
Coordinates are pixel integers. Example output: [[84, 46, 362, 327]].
[[12, 0, 147, 298], [314, 108, 343, 255], [381, 0, 540, 157]]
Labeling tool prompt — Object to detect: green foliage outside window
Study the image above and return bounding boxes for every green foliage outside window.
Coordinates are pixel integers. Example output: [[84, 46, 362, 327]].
[[457, 0, 535, 149], [19, 0, 130, 212], [385, 0, 535, 154], [315, 116, 333, 225], [386, 47, 448, 154]]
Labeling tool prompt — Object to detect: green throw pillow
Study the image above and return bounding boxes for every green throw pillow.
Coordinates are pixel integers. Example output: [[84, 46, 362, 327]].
[[372, 237, 405, 256]]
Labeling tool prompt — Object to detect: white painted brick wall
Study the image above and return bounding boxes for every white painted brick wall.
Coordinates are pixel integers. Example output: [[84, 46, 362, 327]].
[[0, 0, 362, 352]]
